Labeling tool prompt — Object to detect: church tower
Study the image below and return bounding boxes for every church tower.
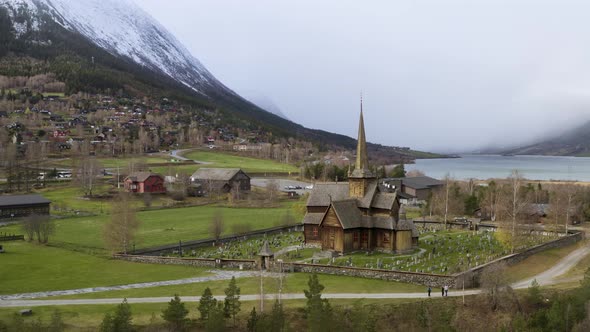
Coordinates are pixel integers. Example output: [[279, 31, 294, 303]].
[[349, 97, 375, 198]]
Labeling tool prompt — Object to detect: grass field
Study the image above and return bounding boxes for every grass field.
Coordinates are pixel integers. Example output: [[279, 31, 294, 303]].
[[53, 272, 425, 300], [0, 241, 210, 295], [0, 297, 427, 331], [0, 202, 303, 252], [504, 241, 584, 284], [48, 156, 172, 169], [183, 150, 299, 173]]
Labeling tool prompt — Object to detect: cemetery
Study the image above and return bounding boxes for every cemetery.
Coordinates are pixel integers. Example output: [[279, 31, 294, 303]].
[[171, 226, 557, 276]]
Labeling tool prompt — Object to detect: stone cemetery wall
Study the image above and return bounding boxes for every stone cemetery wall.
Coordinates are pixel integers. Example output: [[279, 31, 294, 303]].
[[457, 231, 584, 287], [132, 224, 303, 256], [280, 262, 457, 287], [114, 254, 258, 270]]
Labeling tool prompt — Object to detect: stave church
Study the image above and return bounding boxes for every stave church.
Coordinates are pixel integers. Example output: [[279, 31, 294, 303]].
[[302, 102, 418, 253]]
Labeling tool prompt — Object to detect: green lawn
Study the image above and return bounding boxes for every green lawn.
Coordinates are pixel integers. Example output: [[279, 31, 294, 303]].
[[0, 202, 303, 252], [52, 271, 425, 300], [183, 150, 299, 173], [48, 156, 172, 169], [0, 241, 210, 295], [504, 241, 583, 283]]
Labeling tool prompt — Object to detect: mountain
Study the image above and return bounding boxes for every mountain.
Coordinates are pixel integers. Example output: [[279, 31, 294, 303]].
[[501, 119, 590, 157], [0, 0, 442, 160], [242, 92, 290, 120]]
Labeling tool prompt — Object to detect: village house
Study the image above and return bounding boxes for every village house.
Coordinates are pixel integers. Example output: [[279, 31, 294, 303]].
[[190, 168, 251, 195], [0, 194, 51, 219], [302, 106, 418, 254], [123, 172, 166, 194], [381, 176, 444, 205]]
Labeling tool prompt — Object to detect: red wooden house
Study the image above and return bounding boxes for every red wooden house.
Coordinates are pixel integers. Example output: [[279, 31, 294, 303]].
[[123, 172, 166, 194]]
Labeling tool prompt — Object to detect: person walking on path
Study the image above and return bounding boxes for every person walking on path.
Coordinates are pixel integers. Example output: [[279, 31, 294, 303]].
[[441, 287, 445, 296], [427, 286, 431, 297], [444, 285, 449, 297]]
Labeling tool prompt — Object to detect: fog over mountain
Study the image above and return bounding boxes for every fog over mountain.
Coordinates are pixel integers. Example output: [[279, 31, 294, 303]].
[[139, 0, 590, 153]]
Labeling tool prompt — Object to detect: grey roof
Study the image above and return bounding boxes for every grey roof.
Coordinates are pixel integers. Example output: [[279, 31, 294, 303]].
[[330, 199, 362, 229], [126, 172, 161, 183], [302, 213, 324, 225], [258, 240, 274, 256], [0, 194, 51, 207], [357, 180, 378, 208], [371, 192, 397, 210], [307, 183, 349, 207], [191, 168, 247, 181], [385, 176, 443, 190]]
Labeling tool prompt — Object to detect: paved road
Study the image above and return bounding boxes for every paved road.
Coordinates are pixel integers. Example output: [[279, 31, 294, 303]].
[[511, 243, 590, 289], [1, 243, 588, 308]]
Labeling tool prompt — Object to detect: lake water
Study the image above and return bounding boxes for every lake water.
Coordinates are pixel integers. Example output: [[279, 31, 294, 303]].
[[406, 155, 590, 181]]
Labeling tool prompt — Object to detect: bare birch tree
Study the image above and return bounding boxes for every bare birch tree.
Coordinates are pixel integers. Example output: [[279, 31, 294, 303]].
[[75, 157, 103, 197], [103, 192, 141, 254], [503, 170, 530, 253]]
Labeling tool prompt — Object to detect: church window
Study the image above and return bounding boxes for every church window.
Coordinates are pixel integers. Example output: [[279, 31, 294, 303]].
[[383, 232, 390, 244], [312, 226, 318, 237], [353, 231, 359, 242]]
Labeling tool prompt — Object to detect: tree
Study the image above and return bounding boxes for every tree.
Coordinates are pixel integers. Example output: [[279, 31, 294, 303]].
[[480, 262, 508, 310], [210, 210, 224, 243], [21, 214, 54, 243], [389, 163, 406, 178], [100, 313, 114, 332], [304, 273, 331, 332], [112, 299, 134, 332], [269, 300, 286, 332], [205, 303, 226, 332], [503, 170, 531, 253], [198, 287, 217, 321], [74, 157, 103, 197], [103, 192, 141, 254], [99, 299, 134, 332], [162, 295, 189, 331], [224, 276, 241, 327], [247, 307, 258, 332], [266, 179, 279, 202]]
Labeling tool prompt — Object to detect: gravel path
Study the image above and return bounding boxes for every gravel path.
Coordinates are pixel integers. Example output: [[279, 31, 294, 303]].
[[511, 243, 590, 289], [0, 270, 279, 301]]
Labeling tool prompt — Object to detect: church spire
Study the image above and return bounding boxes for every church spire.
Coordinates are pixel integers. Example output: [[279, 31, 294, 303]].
[[350, 95, 374, 179]]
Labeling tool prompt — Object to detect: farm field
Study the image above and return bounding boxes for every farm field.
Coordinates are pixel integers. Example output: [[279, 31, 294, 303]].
[[182, 150, 299, 173], [0, 202, 303, 252], [0, 241, 210, 295]]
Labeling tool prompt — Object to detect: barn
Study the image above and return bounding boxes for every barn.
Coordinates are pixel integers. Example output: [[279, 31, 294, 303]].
[[0, 194, 51, 219], [190, 168, 250, 195]]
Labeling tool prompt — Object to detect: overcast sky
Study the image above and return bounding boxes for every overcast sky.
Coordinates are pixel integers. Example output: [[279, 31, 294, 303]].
[[138, 0, 590, 153]]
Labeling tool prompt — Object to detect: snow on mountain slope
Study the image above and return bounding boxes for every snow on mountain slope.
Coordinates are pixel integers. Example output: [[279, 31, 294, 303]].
[[1, 0, 234, 97]]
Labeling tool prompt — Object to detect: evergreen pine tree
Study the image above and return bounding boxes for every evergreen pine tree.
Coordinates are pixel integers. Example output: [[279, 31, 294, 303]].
[[99, 313, 114, 332], [270, 300, 285, 332], [247, 307, 258, 332], [112, 298, 134, 332], [205, 303, 226, 332], [304, 273, 329, 332], [162, 294, 189, 331], [198, 287, 217, 321], [224, 276, 241, 326]]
